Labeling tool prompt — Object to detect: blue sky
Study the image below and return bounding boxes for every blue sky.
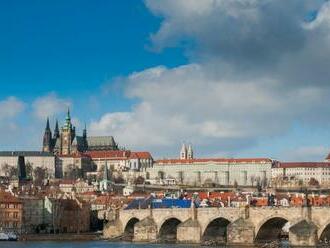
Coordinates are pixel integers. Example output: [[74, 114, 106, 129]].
[[0, 1, 185, 112], [1, 1, 330, 161]]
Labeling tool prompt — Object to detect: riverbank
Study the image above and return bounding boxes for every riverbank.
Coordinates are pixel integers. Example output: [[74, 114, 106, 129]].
[[20, 233, 102, 241]]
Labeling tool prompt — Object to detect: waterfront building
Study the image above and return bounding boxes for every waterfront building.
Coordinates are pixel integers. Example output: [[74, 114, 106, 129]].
[[44, 196, 90, 233], [272, 162, 330, 187], [0, 190, 23, 233], [20, 195, 44, 233]]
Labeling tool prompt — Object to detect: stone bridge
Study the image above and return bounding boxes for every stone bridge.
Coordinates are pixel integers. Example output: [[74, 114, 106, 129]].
[[103, 206, 330, 246]]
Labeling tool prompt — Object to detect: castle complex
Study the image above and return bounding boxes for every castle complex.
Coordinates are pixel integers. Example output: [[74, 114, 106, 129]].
[[42, 109, 118, 155]]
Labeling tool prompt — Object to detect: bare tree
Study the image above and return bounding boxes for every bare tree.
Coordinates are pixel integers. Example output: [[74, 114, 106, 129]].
[[65, 164, 81, 180], [1, 163, 10, 177], [25, 162, 33, 179], [8, 166, 18, 179], [33, 167, 47, 185], [250, 175, 255, 186]]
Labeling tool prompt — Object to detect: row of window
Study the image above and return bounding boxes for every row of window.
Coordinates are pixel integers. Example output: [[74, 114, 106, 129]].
[[0, 212, 19, 219], [0, 221, 19, 228]]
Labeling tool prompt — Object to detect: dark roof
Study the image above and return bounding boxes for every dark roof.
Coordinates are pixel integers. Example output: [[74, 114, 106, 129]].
[[0, 151, 54, 157]]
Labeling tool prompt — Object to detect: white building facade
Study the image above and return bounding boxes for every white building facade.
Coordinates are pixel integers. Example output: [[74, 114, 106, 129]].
[[271, 162, 330, 187], [0, 151, 56, 178], [146, 158, 273, 186]]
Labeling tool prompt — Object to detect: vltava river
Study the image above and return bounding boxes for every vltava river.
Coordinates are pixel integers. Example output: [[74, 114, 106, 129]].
[[0, 242, 208, 248], [0, 241, 290, 248]]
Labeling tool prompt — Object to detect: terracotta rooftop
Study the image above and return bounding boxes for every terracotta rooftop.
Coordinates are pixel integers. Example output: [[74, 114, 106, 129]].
[[130, 152, 153, 160], [0, 191, 22, 204], [277, 162, 330, 168], [156, 158, 272, 164], [84, 150, 130, 159]]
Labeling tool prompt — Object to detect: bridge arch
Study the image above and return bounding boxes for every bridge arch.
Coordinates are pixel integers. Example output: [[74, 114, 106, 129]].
[[158, 217, 182, 242], [123, 217, 139, 240], [319, 221, 330, 241], [255, 216, 289, 243], [202, 217, 231, 243]]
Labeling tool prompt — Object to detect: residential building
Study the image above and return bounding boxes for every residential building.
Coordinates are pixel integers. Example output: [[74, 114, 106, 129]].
[[20, 196, 44, 233], [0, 190, 23, 233]]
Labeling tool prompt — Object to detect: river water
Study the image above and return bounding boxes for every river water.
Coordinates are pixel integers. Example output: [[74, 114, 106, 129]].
[[0, 241, 291, 248]]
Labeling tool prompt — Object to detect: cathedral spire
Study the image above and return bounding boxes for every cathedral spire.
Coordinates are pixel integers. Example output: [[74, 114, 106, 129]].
[[43, 118, 52, 152], [66, 107, 71, 121], [46, 117, 50, 131], [83, 123, 87, 138], [54, 119, 60, 139]]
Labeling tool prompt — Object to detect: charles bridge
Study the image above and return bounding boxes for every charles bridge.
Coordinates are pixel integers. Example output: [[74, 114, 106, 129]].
[[103, 206, 330, 246]]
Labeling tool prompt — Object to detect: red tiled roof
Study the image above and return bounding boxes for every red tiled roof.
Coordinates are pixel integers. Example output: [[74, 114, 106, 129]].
[[84, 150, 130, 159], [156, 158, 272, 164], [130, 152, 153, 160], [277, 162, 330, 168], [0, 191, 22, 204]]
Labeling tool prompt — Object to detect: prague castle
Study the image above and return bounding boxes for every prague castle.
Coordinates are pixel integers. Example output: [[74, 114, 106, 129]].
[[42, 109, 118, 155]]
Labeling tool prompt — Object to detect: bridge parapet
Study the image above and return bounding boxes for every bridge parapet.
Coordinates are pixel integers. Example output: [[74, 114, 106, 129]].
[[103, 206, 330, 246]]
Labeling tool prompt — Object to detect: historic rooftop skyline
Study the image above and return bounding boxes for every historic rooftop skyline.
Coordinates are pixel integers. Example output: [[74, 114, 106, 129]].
[[1, 1, 330, 161]]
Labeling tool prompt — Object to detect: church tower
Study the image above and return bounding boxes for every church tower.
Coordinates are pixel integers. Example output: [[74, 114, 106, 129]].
[[60, 108, 75, 155], [180, 143, 187, 160], [42, 118, 53, 152], [187, 144, 194, 159]]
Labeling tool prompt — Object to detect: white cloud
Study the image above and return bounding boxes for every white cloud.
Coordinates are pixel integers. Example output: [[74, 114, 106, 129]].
[[0, 97, 25, 120], [91, 63, 330, 157], [32, 93, 71, 120], [281, 146, 329, 162]]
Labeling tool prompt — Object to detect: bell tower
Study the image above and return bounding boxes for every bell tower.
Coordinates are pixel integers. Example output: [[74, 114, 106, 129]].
[[60, 108, 75, 155]]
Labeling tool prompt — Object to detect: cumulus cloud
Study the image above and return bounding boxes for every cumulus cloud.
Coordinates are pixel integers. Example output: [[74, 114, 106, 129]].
[[91, 0, 330, 158], [0, 97, 25, 120], [32, 93, 71, 120]]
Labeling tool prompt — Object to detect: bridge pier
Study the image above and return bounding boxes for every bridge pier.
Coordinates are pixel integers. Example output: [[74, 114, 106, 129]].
[[177, 218, 201, 243], [289, 220, 318, 247], [103, 219, 123, 239], [227, 217, 255, 245], [133, 216, 158, 242]]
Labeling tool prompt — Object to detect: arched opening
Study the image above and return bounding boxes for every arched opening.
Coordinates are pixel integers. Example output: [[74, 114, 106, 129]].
[[320, 224, 330, 243], [123, 218, 139, 241], [202, 217, 230, 245], [159, 218, 181, 243], [255, 217, 289, 243]]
